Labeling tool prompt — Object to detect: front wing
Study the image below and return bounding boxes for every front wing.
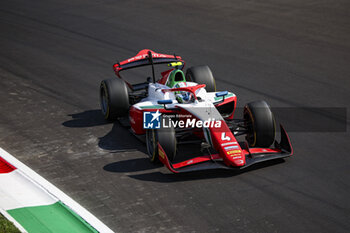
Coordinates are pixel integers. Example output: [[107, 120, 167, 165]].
[[158, 125, 293, 173]]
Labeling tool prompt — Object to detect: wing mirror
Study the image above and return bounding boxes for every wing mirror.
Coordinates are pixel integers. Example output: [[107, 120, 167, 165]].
[[157, 99, 173, 105], [158, 99, 179, 111], [215, 91, 228, 102], [215, 91, 228, 97]]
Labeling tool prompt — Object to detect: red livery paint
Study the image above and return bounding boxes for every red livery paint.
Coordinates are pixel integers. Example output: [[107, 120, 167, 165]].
[[172, 154, 221, 169], [113, 49, 184, 76], [245, 148, 282, 155], [209, 120, 245, 167], [129, 106, 145, 135]]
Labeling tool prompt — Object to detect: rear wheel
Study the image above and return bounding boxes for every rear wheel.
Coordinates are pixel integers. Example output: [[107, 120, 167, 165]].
[[146, 123, 177, 163], [186, 65, 216, 92], [244, 100, 276, 147], [100, 78, 129, 121]]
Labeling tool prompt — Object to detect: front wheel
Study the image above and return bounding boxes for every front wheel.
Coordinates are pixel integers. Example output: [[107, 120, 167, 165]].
[[146, 129, 159, 163], [146, 124, 177, 163], [244, 100, 276, 147]]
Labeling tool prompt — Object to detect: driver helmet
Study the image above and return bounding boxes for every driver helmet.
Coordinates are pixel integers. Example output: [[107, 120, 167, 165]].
[[173, 82, 194, 104]]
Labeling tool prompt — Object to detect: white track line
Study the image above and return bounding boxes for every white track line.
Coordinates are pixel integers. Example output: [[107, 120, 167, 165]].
[[0, 147, 114, 233]]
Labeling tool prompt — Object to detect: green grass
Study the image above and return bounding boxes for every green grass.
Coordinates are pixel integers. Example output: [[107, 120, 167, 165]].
[[0, 213, 20, 233]]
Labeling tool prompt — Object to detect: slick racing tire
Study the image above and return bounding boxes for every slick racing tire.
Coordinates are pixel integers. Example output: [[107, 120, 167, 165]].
[[146, 122, 177, 163], [100, 78, 129, 121], [244, 100, 276, 148], [186, 65, 216, 92]]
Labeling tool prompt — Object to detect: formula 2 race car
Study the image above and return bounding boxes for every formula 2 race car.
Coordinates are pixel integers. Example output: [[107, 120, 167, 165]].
[[99, 49, 293, 173]]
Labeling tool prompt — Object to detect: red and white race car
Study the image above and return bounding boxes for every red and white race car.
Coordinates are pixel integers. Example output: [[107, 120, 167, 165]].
[[99, 49, 293, 173]]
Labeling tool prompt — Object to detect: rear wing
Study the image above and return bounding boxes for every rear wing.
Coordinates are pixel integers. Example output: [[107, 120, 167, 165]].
[[113, 49, 184, 76]]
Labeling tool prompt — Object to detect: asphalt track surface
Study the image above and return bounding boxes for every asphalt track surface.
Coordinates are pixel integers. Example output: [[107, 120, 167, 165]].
[[1, 0, 350, 232]]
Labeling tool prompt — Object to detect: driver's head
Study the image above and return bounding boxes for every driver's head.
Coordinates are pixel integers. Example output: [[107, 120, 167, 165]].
[[174, 82, 194, 104]]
